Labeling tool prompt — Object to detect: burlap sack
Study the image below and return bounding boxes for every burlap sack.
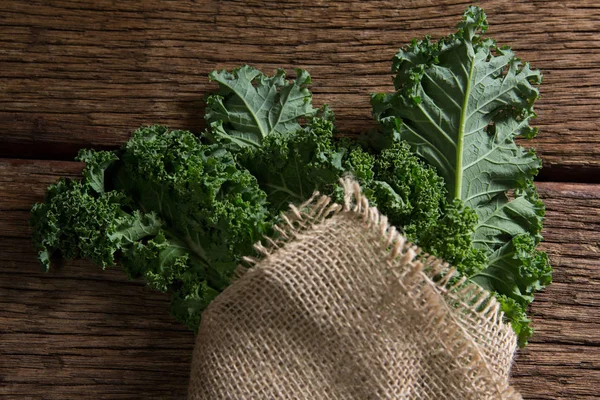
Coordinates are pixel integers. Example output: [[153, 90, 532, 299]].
[[188, 179, 521, 399]]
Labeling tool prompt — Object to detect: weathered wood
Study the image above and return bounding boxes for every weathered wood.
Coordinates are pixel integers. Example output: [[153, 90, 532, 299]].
[[0, 245, 194, 399], [0, 161, 598, 399], [1, 0, 599, 177], [509, 182, 600, 399]]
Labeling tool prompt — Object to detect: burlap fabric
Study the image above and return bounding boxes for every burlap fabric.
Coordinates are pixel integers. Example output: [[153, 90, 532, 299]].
[[188, 180, 521, 399]]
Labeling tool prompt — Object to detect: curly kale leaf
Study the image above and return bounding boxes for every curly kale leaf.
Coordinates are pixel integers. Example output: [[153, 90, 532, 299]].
[[31, 126, 269, 331], [30, 177, 162, 271], [116, 126, 269, 278], [371, 141, 445, 236], [238, 111, 351, 213], [497, 295, 534, 347], [372, 6, 541, 216], [366, 140, 487, 278], [473, 234, 551, 306], [205, 65, 315, 150], [371, 6, 549, 345]]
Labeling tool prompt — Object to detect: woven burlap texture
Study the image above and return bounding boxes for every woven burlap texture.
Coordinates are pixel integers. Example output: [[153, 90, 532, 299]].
[[188, 179, 521, 400]]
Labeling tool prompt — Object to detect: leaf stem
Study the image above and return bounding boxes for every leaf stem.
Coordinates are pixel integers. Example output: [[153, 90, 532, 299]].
[[455, 54, 475, 200]]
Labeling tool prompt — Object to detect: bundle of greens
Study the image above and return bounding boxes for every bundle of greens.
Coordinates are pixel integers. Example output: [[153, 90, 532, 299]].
[[30, 6, 549, 346]]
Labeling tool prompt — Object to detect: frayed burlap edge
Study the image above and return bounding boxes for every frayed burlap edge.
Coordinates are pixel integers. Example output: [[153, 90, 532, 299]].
[[233, 178, 520, 399]]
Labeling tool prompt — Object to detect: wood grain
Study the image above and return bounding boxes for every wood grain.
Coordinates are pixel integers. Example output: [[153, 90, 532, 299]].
[[1, 0, 599, 178], [510, 182, 600, 399], [0, 160, 598, 399], [0, 245, 194, 399]]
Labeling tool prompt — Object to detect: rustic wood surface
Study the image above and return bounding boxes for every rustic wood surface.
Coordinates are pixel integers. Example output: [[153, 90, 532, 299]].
[[0, 1, 598, 399]]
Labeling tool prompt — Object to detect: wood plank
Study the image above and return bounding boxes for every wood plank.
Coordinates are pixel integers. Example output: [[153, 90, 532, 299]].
[[1, 0, 599, 177], [0, 160, 599, 398], [0, 246, 194, 399], [510, 182, 600, 399]]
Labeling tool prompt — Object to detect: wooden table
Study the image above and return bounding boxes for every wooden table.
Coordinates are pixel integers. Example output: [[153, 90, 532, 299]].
[[1, 1, 598, 398]]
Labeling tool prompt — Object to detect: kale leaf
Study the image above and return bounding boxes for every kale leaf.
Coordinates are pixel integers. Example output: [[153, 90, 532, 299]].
[[371, 6, 550, 345], [205, 65, 315, 151], [31, 125, 269, 331]]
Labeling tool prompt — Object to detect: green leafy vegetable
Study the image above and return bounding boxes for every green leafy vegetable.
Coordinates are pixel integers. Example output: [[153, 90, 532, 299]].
[[372, 6, 550, 345], [368, 140, 488, 277], [236, 110, 345, 212], [205, 65, 315, 150], [30, 177, 161, 270], [31, 126, 269, 331], [209, 70, 486, 279], [30, 8, 550, 346]]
